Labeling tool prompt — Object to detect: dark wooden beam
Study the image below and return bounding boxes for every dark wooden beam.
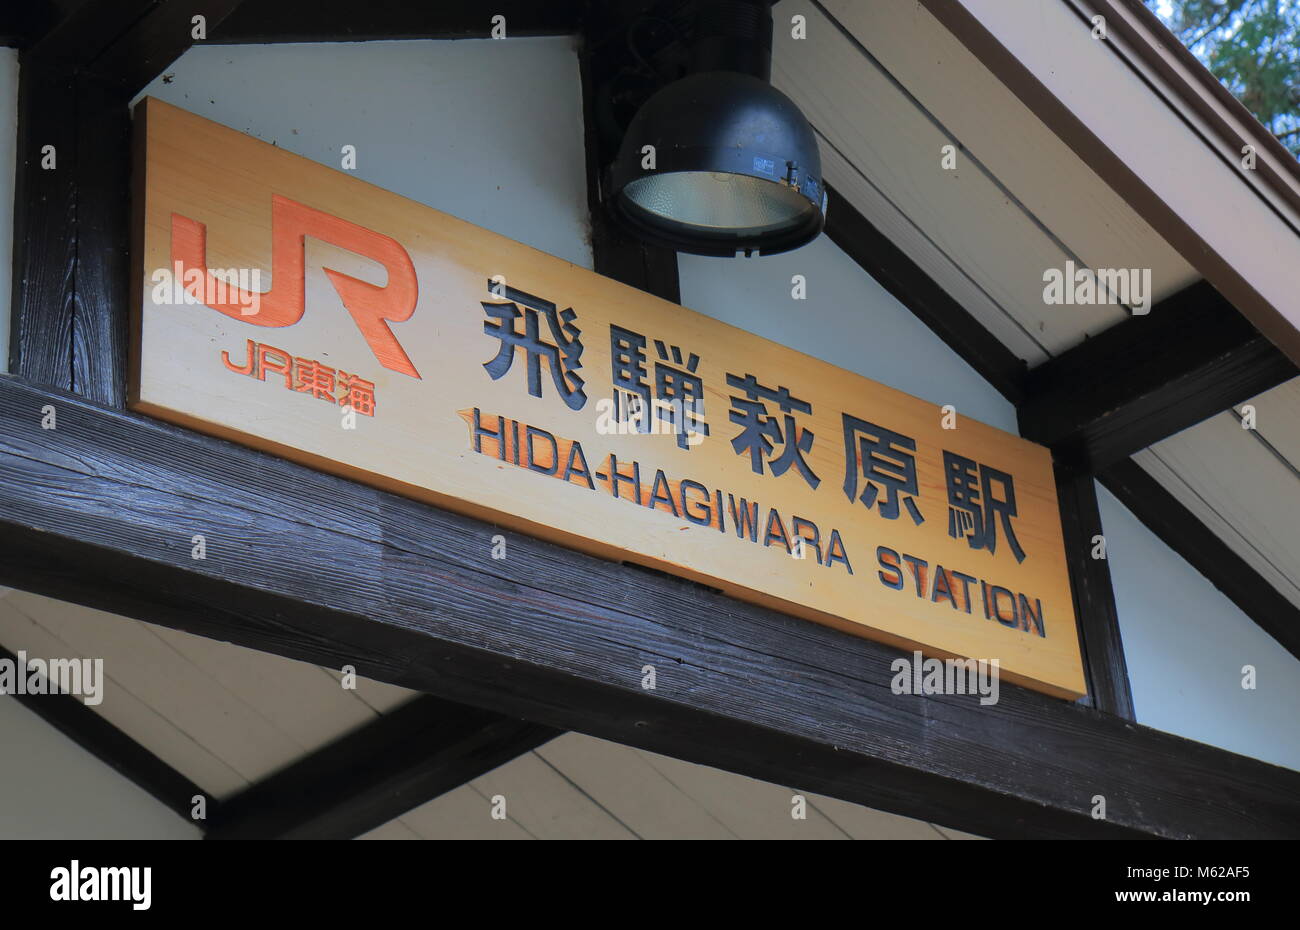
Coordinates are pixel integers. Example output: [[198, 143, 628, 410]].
[[11, 1, 249, 407], [1, 377, 1297, 839], [1054, 466, 1133, 719], [0, 1, 76, 48], [823, 185, 1027, 405], [84, 1, 249, 97], [205, 696, 558, 840], [212, 0, 584, 44], [1098, 459, 1300, 663], [579, 0, 681, 303], [19, 1, 154, 75], [0, 644, 210, 822], [68, 72, 131, 407], [8, 61, 77, 393], [1019, 282, 1297, 472], [24, 1, 248, 97]]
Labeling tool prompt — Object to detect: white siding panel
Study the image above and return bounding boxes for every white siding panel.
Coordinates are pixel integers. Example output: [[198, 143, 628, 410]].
[[1098, 484, 1300, 773]]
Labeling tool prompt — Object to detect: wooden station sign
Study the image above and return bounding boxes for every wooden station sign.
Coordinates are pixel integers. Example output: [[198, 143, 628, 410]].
[[130, 98, 1086, 699]]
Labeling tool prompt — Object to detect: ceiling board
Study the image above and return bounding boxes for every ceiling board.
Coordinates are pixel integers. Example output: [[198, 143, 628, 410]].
[[818, 138, 1050, 366], [815, 0, 1197, 303], [772, 1, 1200, 361], [1135, 415, 1300, 612], [13, 595, 317, 785], [469, 751, 638, 840], [0, 591, 423, 798], [384, 784, 534, 840], [535, 733, 737, 839], [0, 596, 250, 797], [362, 735, 966, 840], [1236, 378, 1300, 475], [148, 624, 379, 750]]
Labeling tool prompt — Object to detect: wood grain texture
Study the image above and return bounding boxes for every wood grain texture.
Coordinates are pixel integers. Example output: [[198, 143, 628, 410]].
[[1239, 379, 1300, 471], [11, 591, 324, 790], [1137, 419, 1300, 613], [8, 63, 76, 391], [1054, 464, 1133, 718], [470, 750, 638, 840], [19, 1, 156, 75], [817, 137, 1050, 371], [1, 376, 1297, 838], [377, 733, 960, 839], [0, 594, 252, 798], [131, 98, 1084, 697], [22, 0, 249, 96], [84, 0, 249, 97], [10, 1, 251, 408], [1147, 412, 1300, 612]]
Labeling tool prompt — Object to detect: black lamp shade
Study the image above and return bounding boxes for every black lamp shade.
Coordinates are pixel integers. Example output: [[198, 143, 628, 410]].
[[609, 72, 826, 257]]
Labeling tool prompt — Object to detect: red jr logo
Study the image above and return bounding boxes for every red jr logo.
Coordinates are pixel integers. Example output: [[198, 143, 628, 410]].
[[170, 194, 422, 378]]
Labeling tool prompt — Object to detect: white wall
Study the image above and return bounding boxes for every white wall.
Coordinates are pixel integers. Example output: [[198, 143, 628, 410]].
[[679, 246, 1017, 432], [132, 38, 590, 269], [1098, 485, 1300, 772], [0, 696, 200, 839]]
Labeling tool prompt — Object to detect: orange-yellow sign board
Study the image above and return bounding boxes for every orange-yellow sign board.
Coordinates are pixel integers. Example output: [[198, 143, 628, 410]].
[[131, 98, 1086, 699]]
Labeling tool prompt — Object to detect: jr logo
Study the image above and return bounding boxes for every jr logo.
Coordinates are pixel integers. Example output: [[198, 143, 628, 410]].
[[170, 194, 422, 378]]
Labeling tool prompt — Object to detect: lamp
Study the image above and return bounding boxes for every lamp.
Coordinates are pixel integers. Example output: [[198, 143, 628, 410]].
[[606, 0, 825, 257]]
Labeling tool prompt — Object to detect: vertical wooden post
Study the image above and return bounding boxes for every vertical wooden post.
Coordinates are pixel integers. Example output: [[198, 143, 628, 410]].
[[1055, 463, 1134, 719]]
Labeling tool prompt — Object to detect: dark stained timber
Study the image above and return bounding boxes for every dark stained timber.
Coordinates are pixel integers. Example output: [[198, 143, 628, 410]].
[[12, 1, 251, 406], [1, 377, 1297, 839], [70, 73, 131, 406], [212, 0, 584, 44], [1020, 282, 1297, 471], [8, 65, 76, 393], [1054, 465, 1133, 719]]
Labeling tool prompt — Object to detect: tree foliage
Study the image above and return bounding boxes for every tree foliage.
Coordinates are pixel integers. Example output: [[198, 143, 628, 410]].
[[1146, 0, 1300, 156]]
